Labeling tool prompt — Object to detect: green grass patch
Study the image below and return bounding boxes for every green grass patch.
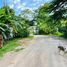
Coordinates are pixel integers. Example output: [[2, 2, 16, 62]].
[[0, 38, 21, 57], [27, 36, 34, 39], [53, 32, 64, 37]]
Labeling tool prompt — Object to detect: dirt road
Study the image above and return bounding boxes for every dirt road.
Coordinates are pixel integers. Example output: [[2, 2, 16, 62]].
[[0, 35, 67, 67]]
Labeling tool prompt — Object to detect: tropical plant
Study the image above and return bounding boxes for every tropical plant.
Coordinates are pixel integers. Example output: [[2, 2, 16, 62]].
[[49, 0, 67, 37], [36, 3, 57, 34], [0, 6, 29, 40]]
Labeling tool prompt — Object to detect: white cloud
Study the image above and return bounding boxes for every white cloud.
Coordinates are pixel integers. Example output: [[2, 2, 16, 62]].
[[17, 3, 22, 9], [25, 7, 37, 11], [8, 0, 21, 9], [41, 3, 44, 6], [8, 0, 50, 15], [33, 0, 38, 2], [15, 3, 26, 11], [22, 2, 27, 6], [9, 4, 14, 8], [9, 0, 21, 4], [13, 0, 21, 4], [33, 0, 41, 2], [33, 0, 50, 3]]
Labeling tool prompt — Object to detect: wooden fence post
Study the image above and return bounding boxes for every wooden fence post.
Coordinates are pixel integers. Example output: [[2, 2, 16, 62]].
[[0, 35, 3, 48]]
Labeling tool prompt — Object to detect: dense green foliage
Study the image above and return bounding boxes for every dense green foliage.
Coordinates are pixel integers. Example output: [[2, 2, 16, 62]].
[[0, 6, 29, 40], [0, 0, 67, 40], [49, 0, 67, 37], [36, 3, 57, 34], [36, 0, 67, 37], [0, 38, 21, 57]]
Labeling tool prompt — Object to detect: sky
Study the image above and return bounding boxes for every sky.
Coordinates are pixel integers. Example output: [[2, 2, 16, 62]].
[[0, 0, 51, 15]]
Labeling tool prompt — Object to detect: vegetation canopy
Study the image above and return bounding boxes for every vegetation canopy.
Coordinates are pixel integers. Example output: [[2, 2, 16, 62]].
[[0, 0, 67, 49]]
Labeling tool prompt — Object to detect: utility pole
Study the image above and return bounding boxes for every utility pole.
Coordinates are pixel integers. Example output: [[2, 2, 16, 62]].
[[4, 0, 6, 7]]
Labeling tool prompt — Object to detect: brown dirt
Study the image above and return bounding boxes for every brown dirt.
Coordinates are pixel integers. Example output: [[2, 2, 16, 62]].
[[17, 38, 33, 47]]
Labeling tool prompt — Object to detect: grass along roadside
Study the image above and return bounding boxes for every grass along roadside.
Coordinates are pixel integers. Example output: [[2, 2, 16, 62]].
[[0, 38, 21, 57], [0, 36, 34, 57]]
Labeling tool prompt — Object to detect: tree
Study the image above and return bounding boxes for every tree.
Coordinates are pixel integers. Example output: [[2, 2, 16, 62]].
[[0, 6, 29, 40], [19, 9, 35, 26], [20, 9, 34, 20], [12, 16, 29, 38], [49, 0, 67, 37], [50, 0, 67, 20], [36, 3, 57, 34]]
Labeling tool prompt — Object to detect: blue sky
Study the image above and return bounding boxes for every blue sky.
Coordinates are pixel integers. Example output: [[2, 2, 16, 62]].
[[0, 0, 51, 15]]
